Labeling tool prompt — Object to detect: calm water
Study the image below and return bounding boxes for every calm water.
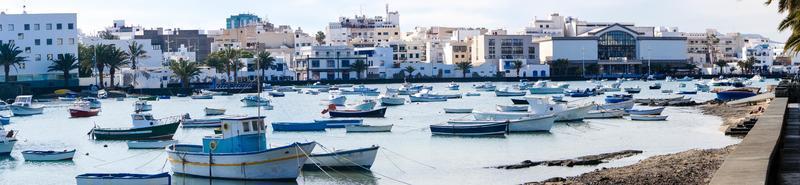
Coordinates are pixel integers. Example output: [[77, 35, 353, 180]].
[[0, 79, 776, 185]]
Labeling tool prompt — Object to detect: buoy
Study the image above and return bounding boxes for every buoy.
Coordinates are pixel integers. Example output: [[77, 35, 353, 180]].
[[85, 153, 89, 156], [103, 144, 108, 147]]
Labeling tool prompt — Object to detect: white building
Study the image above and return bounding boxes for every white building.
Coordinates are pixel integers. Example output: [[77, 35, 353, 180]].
[[355, 47, 393, 79], [471, 34, 539, 76], [82, 37, 164, 68], [163, 44, 196, 62], [0, 12, 79, 87], [325, 5, 401, 47], [293, 46, 368, 80]]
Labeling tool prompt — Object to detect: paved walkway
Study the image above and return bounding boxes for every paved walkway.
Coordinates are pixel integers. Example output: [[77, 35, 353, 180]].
[[781, 103, 800, 184]]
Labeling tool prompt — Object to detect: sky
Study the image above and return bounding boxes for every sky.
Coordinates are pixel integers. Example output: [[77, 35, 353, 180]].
[[0, 0, 791, 41]]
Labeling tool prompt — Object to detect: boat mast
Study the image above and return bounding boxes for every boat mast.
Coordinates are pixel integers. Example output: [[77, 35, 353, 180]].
[[256, 55, 261, 117]]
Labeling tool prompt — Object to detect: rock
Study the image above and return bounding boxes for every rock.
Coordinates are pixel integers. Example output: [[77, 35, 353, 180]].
[[542, 177, 566, 183], [493, 150, 643, 169]]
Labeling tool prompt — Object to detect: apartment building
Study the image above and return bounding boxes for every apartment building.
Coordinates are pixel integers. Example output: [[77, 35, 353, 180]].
[[0, 12, 78, 87], [293, 46, 368, 80], [325, 6, 401, 47]]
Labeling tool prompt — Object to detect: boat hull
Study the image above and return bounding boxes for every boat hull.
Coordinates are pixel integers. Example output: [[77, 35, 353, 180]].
[[585, 110, 625, 119], [70, 109, 100, 118], [625, 107, 665, 115], [329, 107, 387, 118], [272, 122, 327, 131], [204, 108, 226, 116], [430, 123, 507, 136], [511, 98, 529, 105], [10, 106, 44, 116], [181, 119, 222, 128], [495, 91, 527, 97], [314, 119, 363, 128], [528, 88, 564, 94], [303, 146, 379, 170], [379, 97, 405, 106], [22, 150, 75, 161], [345, 125, 393, 132], [444, 108, 473, 113], [0, 140, 17, 154], [409, 96, 447, 102], [496, 105, 528, 112], [593, 100, 635, 110], [127, 140, 178, 149], [92, 121, 180, 140], [716, 91, 757, 101], [76, 173, 171, 185], [630, 115, 668, 121], [167, 142, 316, 180]]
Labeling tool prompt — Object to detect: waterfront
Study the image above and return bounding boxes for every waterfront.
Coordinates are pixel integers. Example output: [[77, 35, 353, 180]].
[[0, 80, 772, 184]]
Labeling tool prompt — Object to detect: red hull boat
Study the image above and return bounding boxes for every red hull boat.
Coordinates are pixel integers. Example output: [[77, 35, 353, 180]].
[[70, 108, 99, 118]]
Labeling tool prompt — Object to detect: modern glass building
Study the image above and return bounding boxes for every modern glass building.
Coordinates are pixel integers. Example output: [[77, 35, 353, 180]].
[[226, 14, 261, 29]]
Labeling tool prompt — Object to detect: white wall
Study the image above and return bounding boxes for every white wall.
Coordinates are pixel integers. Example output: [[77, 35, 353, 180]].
[[0, 13, 78, 82], [540, 39, 598, 62], [638, 39, 687, 60]]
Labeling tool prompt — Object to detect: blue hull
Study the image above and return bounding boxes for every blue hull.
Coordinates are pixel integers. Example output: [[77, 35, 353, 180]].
[[430, 123, 507, 136], [716, 91, 756, 101], [314, 119, 364, 128], [271, 122, 327, 131], [0, 117, 8, 125], [604, 97, 629, 104], [329, 107, 387, 118]]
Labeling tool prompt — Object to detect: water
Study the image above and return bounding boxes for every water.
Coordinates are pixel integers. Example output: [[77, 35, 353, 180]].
[[0, 79, 776, 185]]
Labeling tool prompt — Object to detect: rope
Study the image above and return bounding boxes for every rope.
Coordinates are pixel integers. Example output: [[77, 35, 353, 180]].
[[316, 144, 412, 185], [381, 147, 436, 169], [297, 144, 336, 180], [135, 151, 165, 171], [93, 149, 162, 168], [380, 150, 406, 173]]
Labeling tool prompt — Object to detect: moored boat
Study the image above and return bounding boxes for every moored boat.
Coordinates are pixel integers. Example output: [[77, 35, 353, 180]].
[[313, 119, 363, 128], [76, 172, 171, 185], [91, 113, 182, 140], [0, 128, 17, 154], [448, 83, 460, 90], [495, 87, 527, 97], [190, 93, 213, 99], [134, 101, 152, 112], [629, 114, 668, 121], [444, 108, 473, 114], [624, 86, 642, 94], [474, 82, 497, 92], [585, 109, 625, 119], [303, 145, 380, 170], [648, 83, 661, 90], [241, 95, 271, 107], [430, 122, 507, 136], [528, 81, 568, 94], [716, 87, 759, 101], [69, 100, 100, 118], [138, 96, 158, 101], [625, 107, 665, 115], [511, 97, 529, 104], [127, 140, 178, 149], [593, 99, 635, 110], [326, 107, 388, 118], [272, 121, 327, 131], [379, 93, 405, 106], [496, 105, 528, 112], [676, 89, 698, 95], [181, 115, 223, 128], [9, 95, 44, 116], [0, 116, 8, 125], [269, 91, 286, 97], [204, 107, 226, 116], [328, 95, 347, 106], [449, 114, 556, 132], [605, 94, 633, 103], [22, 149, 76, 161], [345, 124, 393, 132]]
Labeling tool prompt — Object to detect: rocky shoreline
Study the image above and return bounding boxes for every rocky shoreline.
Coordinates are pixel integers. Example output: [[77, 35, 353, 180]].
[[493, 150, 643, 169]]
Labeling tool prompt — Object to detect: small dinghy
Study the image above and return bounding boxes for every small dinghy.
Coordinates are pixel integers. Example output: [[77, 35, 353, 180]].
[[76, 172, 171, 185], [272, 121, 327, 131], [448, 83, 460, 90], [494, 87, 527, 97], [134, 101, 152, 112], [203, 107, 226, 116], [629, 114, 668, 121], [585, 109, 625, 119], [345, 124, 393, 133], [22, 149, 76, 161], [127, 140, 178, 149], [625, 107, 665, 115], [325, 106, 388, 118], [69, 100, 100, 118], [444, 108, 473, 114], [269, 91, 286, 97], [449, 115, 556, 132], [314, 119, 363, 128], [190, 93, 213, 99], [180, 114, 222, 128], [304, 145, 380, 170], [648, 83, 661, 90], [676, 89, 698, 95], [624, 86, 642, 94], [430, 122, 507, 136], [496, 105, 528, 112], [464, 92, 481, 96]]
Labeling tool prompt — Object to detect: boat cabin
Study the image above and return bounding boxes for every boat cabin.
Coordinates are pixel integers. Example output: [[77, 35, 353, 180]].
[[131, 113, 158, 128], [202, 116, 267, 153], [12, 95, 33, 107]]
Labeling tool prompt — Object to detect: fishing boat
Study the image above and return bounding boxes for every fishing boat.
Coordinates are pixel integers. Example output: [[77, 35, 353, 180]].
[[76, 172, 171, 185], [675, 76, 694, 82], [166, 116, 317, 180], [84, 97, 102, 109], [304, 89, 321, 95], [634, 96, 685, 104], [9, 95, 44, 116], [629, 115, 668, 121], [444, 108, 473, 113], [22, 149, 76, 161], [138, 96, 158, 101], [585, 109, 625, 119], [605, 94, 633, 103], [201, 89, 230, 96], [345, 124, 393, 132], [325, 106, 388, 118], [449, 114, 556, 132], [496, 105, 528, 112], [598, 82, 622, 93], [593, 99, 635, 110], [448, 83, 460, 90], [528, 81, 568, 94], [241, 95, 271, 107], [314, 119, 363, 128], [91, 113, 182, 140], [328, 94, 347, 106], [710, 78, 731, 86], [475, 98, 592, 122], [625, 107, 665, 115], [494, 87, 527, 97], [272, 121, 327, 131], [69, 100, 100, 118], [0, 116, 9, 125], [565, 88, 596, 97], [134, 101, 152, 112], [181, 115, 223, 128], [474, 82, 497, 92], [464, 92, 481, 96], [204, 107, 226, 116], [0, 128, 17, 154], [750, 75, 765, 82], [127, 140, 178, 149], [190, 93, 213, 99], [716, 88, 759, 101], [661, 89, 674, 93], [58, 96, 77, 102], [303, 82, 331, 89], [0, 100, 7, 111], [695, 83, 711, 92], [430, 122, 507, 136], [410, 90, 448, 102], [379, 93, 405, 106], [97, 89, 108, 99], [648, 83, 661, 90], [303, 145, 380, 170], [269, 91, 286, 97], [623, 86, 642, 94], [511, 97, 530, 104], [676, 89, 698, 94]]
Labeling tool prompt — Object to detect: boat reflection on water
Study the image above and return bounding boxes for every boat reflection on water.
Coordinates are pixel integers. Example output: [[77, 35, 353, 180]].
[[171, 171, 378, 185]]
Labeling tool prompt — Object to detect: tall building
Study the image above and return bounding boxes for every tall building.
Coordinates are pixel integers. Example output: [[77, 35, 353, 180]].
[[211, 21, 296, 52], [134, 28, 213, 62], [325, 5, 401, 47], [0, 12, 79, 87], [226, 14, 262, 29], [293, 46, 368, 80]]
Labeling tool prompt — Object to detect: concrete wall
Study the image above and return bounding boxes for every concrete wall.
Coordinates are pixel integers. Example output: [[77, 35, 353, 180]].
[[638, 39, 688, 61]]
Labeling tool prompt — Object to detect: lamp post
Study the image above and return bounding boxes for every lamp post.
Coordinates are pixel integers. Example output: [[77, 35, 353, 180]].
[[647, 47, 652, 76], [581, 47, 586, 77]]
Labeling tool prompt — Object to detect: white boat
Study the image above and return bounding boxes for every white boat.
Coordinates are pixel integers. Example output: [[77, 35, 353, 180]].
[[379, 93, 405, 106], [634, 96, 685, 104], [661, 89, 673, 93], [464, 92, 481, 96], [444, 108, 473, 113], [9, 95, 44, 116], [695, 83, 711, 92], [304, 146, 380, 170], [241, 95, 271, 107], [450, 114, 557, 132], [528, 81, 568, 94], [345, 124, 393, 132], [200, 89, 229, 96], [593, 100, 635, 110], [204, 107, 226, 116], [448, 83, 460, 90], [585, 109, 625, 119], [328, 95, 347, 106], [134, 101, 152, 112], [76, 172, 171, 185], [750, 75, 765, 82], [0, 128, 17, 154], [58, 96, 77, 102], [127, 140, 178, 149], [0, 100, 8, 111], [345, 100, 377, 111], [625, 107, 665, 115], [623, 86, 641, 93], [495, 87, 527, 97], [410, 90, 447, 102], [496, 105, 528, 112], [629, 115, 668, 121], [190, 93, 213, 99], [97, 89, 108, 99], [474, 98, 592, 122], [304, 90, 321, 95], [22, 149, 76, 161], [474, 82, 497, 91]]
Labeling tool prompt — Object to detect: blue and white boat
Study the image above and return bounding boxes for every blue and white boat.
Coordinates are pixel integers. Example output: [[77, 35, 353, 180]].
[[625, 107, 665, 115], [695, 83, 711, 92], [605, 94, 633, 103], [0, 128, 17, 154], [314, 119, 363, 128], [716, 88, 759, 101], [269, 91, 286, 97], [76, 172, 171, 185], [430, 122, 507, 136], [623, 86, 642, 94], [675, 76, 694, 82], [328, 95, 347, 106], [473, 82, 497, 92], [166, 116, 317, 180], [22, 149, 76, 161], [528, 81, 568, 94], [565, 89, 596, 97], [495, 87, 527, 97], [84, 97, 102, 109], [448, 83, 460, 90], [303, 145, 380, 170], [157, 95, 171, 100], [241, 95, 271, 107], [272, 121, 327, 131], [676, 89, 698, 94], [9, 95, 44, 116]]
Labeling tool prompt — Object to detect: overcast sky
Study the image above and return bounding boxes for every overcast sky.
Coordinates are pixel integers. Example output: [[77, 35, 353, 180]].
[[0, 0, 790, 41]]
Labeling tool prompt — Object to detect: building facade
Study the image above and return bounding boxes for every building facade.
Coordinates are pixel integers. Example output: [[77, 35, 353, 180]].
[[325, 6, 401, 47], [293, 46, 368, 80], [134, 28, 213, 62], [226, 14, 262, 29]]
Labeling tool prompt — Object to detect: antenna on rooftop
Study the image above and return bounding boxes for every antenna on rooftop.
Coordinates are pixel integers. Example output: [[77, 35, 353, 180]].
[[22, 5, 26, 14]]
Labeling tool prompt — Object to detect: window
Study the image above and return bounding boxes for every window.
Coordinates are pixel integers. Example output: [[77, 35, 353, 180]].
[[56, 23, 62, 30], [251, 121, 258, 131], [24, 47, 30, 53], [34, 54, 41, 61], [47, 54, 53, 60], [46, 39, 52, 45], [326, 60, 335, 68], [24, 24, 30, 30], [258, 121, 265, 131], [597, 31, 636, 60], [341, 60, 350, 67], [57, 38, 63, 45], [46, 24, 52, 30], [68, 38, 75, 45], [67, 23, 74, 30], [242, 122, 250, 132], [7, 24, 13, 31], [34, 39, 40, 45], [17, 33, 23, 40], [33, 24, 39, 30], [311, 60, 320, 67]]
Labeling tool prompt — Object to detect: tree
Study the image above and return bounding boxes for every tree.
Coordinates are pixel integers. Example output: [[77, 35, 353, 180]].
[[169, 59, 201, 88], [766, 0, 800, 53], [47, 54, 79, 87], [455, 61, 472, 78], [204, 52, 227, 77], [99, 46, 130, 88], [255, 51, 275, 81], [705, 34, 720, 64], [127, 41, 148, 87], [315, 31, 326, 45], [93, 44, 110, 88], [714, 60, 728, 75], [404, 66, 416, 79], [221, 48, 243, 82], [98, 30, 118, 40], [511, 60, 524, 77], [0, 43, 26, 82], [551, 59, 570, 76], [350, 60, 369, 79], [78, 44, 95, 77], [738, 56, 757, 74]]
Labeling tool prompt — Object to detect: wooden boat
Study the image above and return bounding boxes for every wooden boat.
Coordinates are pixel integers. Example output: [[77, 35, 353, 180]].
[[58, 96, 77, 102], [473, 82, 497, 92], [727, 92, 775, 106], [127, 140, 178, 149], [69, 100, 100, 118], [604, 94, 633, 103], [444, 108, 473, 114], [166, 116, 316, 180], [345, 124, 393, 132], [0, 128, 17, 154], [449, 114, 556, 132], [634, 96, 684, 104], [204, 107, 226, 116], [716, 87, 759, 101], [496, 105, 528, 112], [76, 172, 171, 185], [133, 101, 152, 112], [328, 95, 347, 106], [97, 89, 108, 99], [585, 109, 625, 119], [629, 115, 668, 121], [430, 122, 507, 136], [476, 98, 592, 122], [326, 106, 387, 118], [448, 83, 460, 90], [272, 121, 327, 131], [241, 95, 271, 107], [625, 107, 665, 115], [22, 149, 76, 161], [84, 97, 102, 109], [313, 119, 363, 128], [9, 95, 44, 116], [565, 89, 596, 97], [303, 146, 380, 170], [91, 113, 182, 140], [410, 90, 448, 102]]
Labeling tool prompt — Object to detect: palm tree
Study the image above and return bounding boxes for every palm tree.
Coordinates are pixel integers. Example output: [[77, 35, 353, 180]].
[[101, 47, 130, 88], [315, 31, 326, 45], [127, 41, 148, 87], [169, 59, 201, 88], [512, 61, 524, 77], [256, 51, 275, 81], [204, 52, 227, 78], [221, 48, 243, 82], [47, 54, 79, 87], [455, 61, 472, 78], [714, 60, 728, 75], [766, 0, 800, 53], [0, 43, 26, 82], [746, 56, 758, 74], [78, 44, 95, 77], [705, 34, 720, 64], [551, 59, 570, 76], [350, 60, 369, 79], [93, 44, 112, 88], [404, 66, 416, 79]]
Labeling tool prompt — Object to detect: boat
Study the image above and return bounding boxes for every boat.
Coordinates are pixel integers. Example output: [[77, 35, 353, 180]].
[[303, 145, 380, 170], [166, 116, 317, 180], [127, 140, 178, 149], [304, 89, 320, 95], [676, 89, 698, 94], [528, 81, 568, 94], [585, 109, 625, 119], [275, 86, 300, 93], [750, 75, 765, 82], [69, 100, 100, 118], [625, 107, 665, 115], [328, 95, 347, 106], [665, 76, 674, 82], [444, 108, 473, 114], [379, 93, 405, 106], [84, 97, 102, 109], [204, 107, 226, 116], [629, 115, 668, 121], [474, 82, 497, 92], [710, 78, 731, 86], [605, 94, 633, 103], [90, 113, 182, 140], [634, 96, 685, 104], [0, 116, 8, 125], [716, 88, 759, 101], [565, 88, 596, 97], [326, 106, 388, 118], [475, 98, 592, 122], [97, 89, 108, 99], [623, 86, 642, 94], [464, 92, 481, 96], [648, 83, 661, 90], [449, 114, 556, 132], [593, 99, 635, 110], [495, 87, 527, 97], [0, 100, 7, 111], [181, 114, 223, 128], [22, 149, 76, 161], [138, 96, 158, 101], [598, 82, 622, 93], [303, 82, 331, 89], [727, 92, 775, 106], [0, 128, 17, 154], [9, 95, 44, 116], [271, 121, 327, 131], [314, 119, 363, 128], [157, 95, 170, 99], [76, 172, 171, 185], [430, 122, 507, 136], [269, 91, 286, 97], [675, 76, 694, 82], [511, 97, 530, 105], [190, 93, 213, 99], [201, 89, 230, 96], [134, 101, 152, 112], [410, 90, 448, 102], [496, 105, 528, 112], [241, 95, 271, 107], [448, 83, 460, 90], [58, 96, 77, 102], [661, 89, 674, 93], [345, 124, 393, 132], [695, 83, 711, 92]]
